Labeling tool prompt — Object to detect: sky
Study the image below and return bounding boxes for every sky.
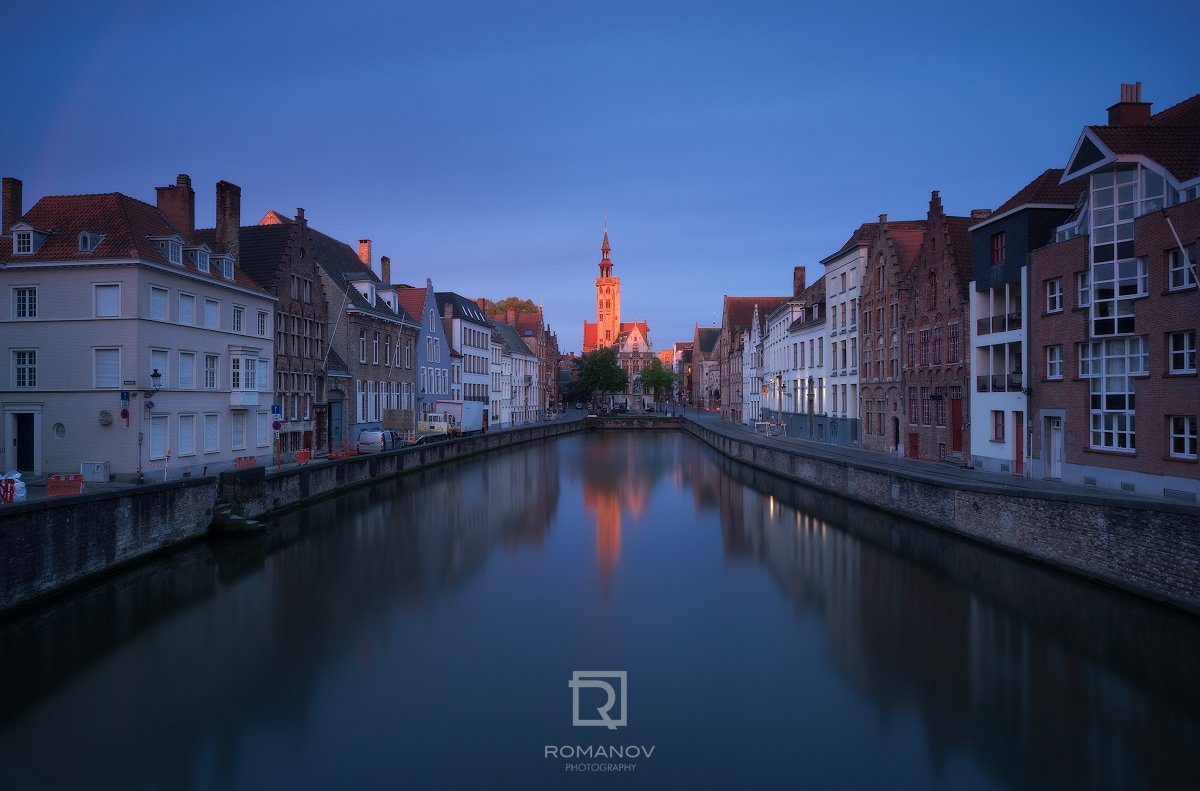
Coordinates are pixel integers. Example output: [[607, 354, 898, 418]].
[[5, 0, 1197, 353]]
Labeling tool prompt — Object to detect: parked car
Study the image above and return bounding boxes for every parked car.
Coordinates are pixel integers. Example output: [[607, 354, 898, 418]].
[[357, 429, 404, 454]]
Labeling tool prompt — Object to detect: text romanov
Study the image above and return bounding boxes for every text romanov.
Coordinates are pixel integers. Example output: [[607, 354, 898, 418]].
[[544, 745, 656, 759]]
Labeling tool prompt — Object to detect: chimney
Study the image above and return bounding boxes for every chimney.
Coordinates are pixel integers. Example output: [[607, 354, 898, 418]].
[[506, 308, 516, 324], [215, 180, 241, 259], [970, 209, 993, 220], [879, 213, 888, 226], [380, 255, 391, 284], [792, 265, 806, 298], [475, 297, 486, 311], [2, 177, 21, 235], [443, 301, 453, 320], [1107, 82, 1151, 126], [156, 173, 195, 238], [358, 239, 372, 267]]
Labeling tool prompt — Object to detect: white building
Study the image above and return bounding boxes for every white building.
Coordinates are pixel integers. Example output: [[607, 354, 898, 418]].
[[436, 292, 492, 423], [788, 277, 828, 441], [821, 225, 874, 445], [762, 298, 803, 421], [1, 176, 276, 481]]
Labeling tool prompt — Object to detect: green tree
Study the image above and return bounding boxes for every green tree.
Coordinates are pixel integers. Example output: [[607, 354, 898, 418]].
[[579, 347, 627, 407], [639, 357, 676, 411], [484, 296, 539, 315]]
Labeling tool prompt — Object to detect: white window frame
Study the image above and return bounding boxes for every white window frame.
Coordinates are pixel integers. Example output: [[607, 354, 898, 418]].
[[13, 286, 37, 319], [232, 411, 246, 451], [150, 349, 169, 389], [257, 412, 269, 447], [179, 351, 195, 390], [14, 231, 33, 255], [94, 347, 120, 389], [178, 413, 196, 457], [1045, 345, 1063, 381], [203, 413, 220, 454], [1077, 272, 1091, 308], [13, 349, 37, 389], [94, 283, 121, 319], [178, 292, 195, 325], [1170, 416, 1198, 460], [1170, 331, 1197, 374], [233, 305, 244, 333], [149, 414, 169, 460], [1045, 278, 1063, 314], [150, 286, 169, 321], [1169, 245, 1197, 291], [204, 299, 220, 329], [257, 311, 268, 337], [204, 354, 219, 390]]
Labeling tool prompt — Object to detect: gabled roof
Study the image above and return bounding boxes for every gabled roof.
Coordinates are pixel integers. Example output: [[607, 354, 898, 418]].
[[620, 320, 649, 337], [888, 227, 927, 273], [696, 327, 720, 354], [945, 216, 976, 269], [490, 319, 536, 358], [435, 291, 489, 325], [4, 192, 270, 295], [991, 168, 1085, 217], [722, 295, 791, 333], [820, 222, 879, 264], [787, 276, 827, 332], [395, 285, 429, 322], [1064, 93, 1200, 183], [196, 221, 290, 292], [306, 225, 416, 325], [326, 347, 350, 377]]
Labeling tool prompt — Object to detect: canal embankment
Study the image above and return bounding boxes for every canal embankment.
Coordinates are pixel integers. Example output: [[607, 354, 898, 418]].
[[684, 416, 1200, 616]]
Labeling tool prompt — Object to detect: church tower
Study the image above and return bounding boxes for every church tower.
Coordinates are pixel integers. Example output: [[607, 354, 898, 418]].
[[583, 226, 621, 354]]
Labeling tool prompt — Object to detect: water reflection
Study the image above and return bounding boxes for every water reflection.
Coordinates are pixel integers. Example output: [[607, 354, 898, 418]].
[[0, 433, 1196, 790]]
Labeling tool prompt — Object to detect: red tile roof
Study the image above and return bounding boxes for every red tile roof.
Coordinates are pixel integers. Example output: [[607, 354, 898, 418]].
[[620, 320, 649, 337], [991, 168, 1085, 216], [5, 192, 270, 295], [889, 227, 927, 273], [583, 322, 597, 351], [1087, 93, 1200, 182], [1148, 92, 1200, 127], [395, 286, 427, 321], [722, 295, 791, 333]]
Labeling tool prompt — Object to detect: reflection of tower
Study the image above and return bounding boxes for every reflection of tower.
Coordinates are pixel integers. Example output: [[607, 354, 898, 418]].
[[583, 485, 623, 591], [580, 435, 651, 594], [583, 227, 621, 354]]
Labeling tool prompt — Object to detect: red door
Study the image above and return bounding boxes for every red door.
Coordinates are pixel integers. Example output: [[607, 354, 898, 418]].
[[1013, 412, 1023, 475], [908, 432, 920, 459], [951, 398, 963, 452]]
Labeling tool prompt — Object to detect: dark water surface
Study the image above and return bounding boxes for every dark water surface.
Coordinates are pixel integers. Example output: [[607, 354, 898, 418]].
[[1, 432, 1198, 790]]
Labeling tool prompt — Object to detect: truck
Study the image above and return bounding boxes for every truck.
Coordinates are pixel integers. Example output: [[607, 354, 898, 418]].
[[433, 400, 487, 436]]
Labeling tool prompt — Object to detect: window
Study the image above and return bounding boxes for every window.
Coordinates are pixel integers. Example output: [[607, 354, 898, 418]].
[[231, 358, 241, 389], [1046, 279, 1063, 313], [94, 348, 120, 388], [1170, 331, 1197, 374], [1171, 416, 1198, 459], [259, 358, 270, 391], [203, 413, 219, 453], [233, 306, 244, 333], [948, 323, 960, 362], [232, 412, 246, 450], [204, 299, 219, 329], [1077, 272, 1091, 308], [359, 330, 367, 363], [14, 231, 32, 254], [150, 287, 168, 320], [372, 333, 379, 364], [168, 241, 182, 264], [991, 232, 1005, 265], [429, 310, 436, 331], [1169, 245, 1197, 291], [921, 387, 931, 424], [204, 354, 218, 389], [151, 349, 168, 388], [179, 352, 195, 389], [257, 412, 269, 447], [405, 339, 412, 369], [14, 350, 36, 388], [919, 329, 930, 366], [1046, 345, 1063, 380], [222, 258, 234, 280], [906, 332, 915, 366], [928, 276, 937, 306], [258, 311, 268, 337], [14, 286, 37, 318], [385, 336, 392, 367], [992, 411, 1004, 441], [932, 325, 943, 365], [149, 415, 168, 460], [179, 414, 196, 456], [909, 387, 918, 424], [195, 249, 210, 273], [175, 293, 194, 325]]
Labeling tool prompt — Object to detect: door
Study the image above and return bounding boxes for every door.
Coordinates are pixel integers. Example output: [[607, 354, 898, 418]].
[[1047, 417, 1063, 480], [15, 413, 35, 471], [908, 432, 920, 459], [1013, 412, 1024, 475], [951, 397, 963, 452], [330, 400, 343, 449]]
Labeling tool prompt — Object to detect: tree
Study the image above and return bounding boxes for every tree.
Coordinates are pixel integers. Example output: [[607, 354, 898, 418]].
[[639, 357, 676, 411], [484, 296, 539, 315], [578, 347, 627, 407]]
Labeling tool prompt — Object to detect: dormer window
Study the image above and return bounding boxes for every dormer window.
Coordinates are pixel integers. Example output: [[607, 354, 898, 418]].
[[78, 232, 104, 253], [222, 258, 234, 280], [189, 248, 211, 273], [14, 231, 32, 254], [155, 237, 184, 264]]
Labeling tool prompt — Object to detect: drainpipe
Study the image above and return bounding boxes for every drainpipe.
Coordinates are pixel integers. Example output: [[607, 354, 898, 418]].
[[1164, 213, 1198, 284]]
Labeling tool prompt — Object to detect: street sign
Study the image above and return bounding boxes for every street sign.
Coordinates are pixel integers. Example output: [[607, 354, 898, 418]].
[[272, 420, 282, 431], [271, 404, 282, 416]]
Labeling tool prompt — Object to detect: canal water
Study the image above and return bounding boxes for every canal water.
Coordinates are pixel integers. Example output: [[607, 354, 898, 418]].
[[1, 432, 1197, 790]]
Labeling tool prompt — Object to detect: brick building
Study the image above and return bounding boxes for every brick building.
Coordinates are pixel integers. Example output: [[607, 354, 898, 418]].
[[900, 191, 981, 463], [691, 325, 720, 409], [1029, 84, 1199, 500], [858, 215, 926, 453], [717, 295, 790, 423]]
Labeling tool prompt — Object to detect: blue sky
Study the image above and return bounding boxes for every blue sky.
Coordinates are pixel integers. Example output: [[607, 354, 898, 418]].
[[7, 0, 1197, 353]]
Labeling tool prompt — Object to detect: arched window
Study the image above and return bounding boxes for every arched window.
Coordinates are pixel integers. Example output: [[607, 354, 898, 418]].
[[876, 255, 885, 290], [928, 274, 937, 306]]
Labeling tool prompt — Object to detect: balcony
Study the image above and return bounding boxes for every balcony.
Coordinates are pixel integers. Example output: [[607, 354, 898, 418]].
[[977, 312, 1024, 336], [976, 374, 1024, 393], [230, 389, 260, 408], [977, 375, 990, 392]]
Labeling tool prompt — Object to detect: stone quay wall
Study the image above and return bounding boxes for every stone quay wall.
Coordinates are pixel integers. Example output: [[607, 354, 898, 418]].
[[684, 419, 1200, 615]]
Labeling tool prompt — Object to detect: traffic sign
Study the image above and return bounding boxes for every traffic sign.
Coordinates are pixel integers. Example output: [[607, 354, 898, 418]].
[[272, 420, 282, 431]]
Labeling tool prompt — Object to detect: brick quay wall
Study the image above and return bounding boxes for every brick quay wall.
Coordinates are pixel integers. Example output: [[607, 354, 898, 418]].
[[684, 418, 1200, 616]]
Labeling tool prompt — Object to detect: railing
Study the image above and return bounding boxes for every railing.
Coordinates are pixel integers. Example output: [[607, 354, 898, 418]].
[[977, 312, 1024, 336], [977, 374, 1025, 393], [977, 375, 990, 392]]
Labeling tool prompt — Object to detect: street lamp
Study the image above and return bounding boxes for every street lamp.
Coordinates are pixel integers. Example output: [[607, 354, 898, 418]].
[[142, 368, 162, 399]]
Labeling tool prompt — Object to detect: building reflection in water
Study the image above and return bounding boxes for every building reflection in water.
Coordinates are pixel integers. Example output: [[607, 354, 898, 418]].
[[685, 448, 1200, 791], [576, 434, 658, 591]]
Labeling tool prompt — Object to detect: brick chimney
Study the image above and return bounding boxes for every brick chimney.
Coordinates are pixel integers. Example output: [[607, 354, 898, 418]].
[[358, 239, 372, 267], [443, 301, 453, 319], [506, 308, 516, 324], [215, 180, 241, 259], [2, 177, 21, 235], [792, 265, 806, 298], [475, 297, 486, 311], [380, 255, 391, 284], [970, 209, 993, 220], [156, 174, 195, 238], [1108, 82, 1151, 126]]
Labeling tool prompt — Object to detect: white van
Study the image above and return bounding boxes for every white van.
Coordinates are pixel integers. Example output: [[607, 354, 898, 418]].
[[357, 429, 404, 454]]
